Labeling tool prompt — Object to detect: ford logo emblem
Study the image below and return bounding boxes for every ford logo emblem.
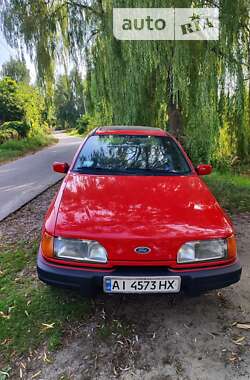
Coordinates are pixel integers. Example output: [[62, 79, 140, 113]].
[[134, 247, 151, 254]]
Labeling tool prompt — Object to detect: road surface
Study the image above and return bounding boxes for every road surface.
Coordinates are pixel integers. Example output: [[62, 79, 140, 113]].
[[0, 132, 82, 221]]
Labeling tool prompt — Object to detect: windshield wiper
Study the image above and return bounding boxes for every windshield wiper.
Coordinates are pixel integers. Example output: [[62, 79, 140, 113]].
[[124, 168, 182, 175], [74, 166, 186, 175], [74, 166, 129, 173]]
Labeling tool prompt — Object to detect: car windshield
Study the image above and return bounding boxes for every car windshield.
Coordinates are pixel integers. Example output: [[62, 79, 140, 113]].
[[73, 134, 191, 175]]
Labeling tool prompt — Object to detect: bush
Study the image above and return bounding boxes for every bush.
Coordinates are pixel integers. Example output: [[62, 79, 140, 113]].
[[0, 77, 24, 121], [76, 114, 92, 135], [76, 113, 98, 135], [1, 121, 30, 138], [0, 128, 19, 144]]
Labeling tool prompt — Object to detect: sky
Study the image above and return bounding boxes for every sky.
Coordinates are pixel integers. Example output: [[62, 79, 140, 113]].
[[0, 31, 37, 83]]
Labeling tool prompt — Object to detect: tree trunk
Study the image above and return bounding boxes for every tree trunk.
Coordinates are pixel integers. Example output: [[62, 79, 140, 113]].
[[168, 100, 183, 140]]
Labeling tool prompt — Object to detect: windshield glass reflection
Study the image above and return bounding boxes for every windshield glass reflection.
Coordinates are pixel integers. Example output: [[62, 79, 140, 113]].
[[74, 135, 191, 175]]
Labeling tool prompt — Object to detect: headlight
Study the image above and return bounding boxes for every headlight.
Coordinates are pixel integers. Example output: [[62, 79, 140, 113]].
[[54, 237, 108, 263], [177, 239, 227, 264]]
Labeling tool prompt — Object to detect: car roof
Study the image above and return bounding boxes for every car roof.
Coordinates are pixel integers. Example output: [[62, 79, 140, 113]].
[[95, 126, 168, 137]]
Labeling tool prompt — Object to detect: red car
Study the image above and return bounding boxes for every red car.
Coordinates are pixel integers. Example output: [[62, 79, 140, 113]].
[[37, 126, 241, 296]]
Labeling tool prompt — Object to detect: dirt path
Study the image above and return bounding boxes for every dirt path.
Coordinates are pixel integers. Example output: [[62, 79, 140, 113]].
[[0, 187, 249, 380]]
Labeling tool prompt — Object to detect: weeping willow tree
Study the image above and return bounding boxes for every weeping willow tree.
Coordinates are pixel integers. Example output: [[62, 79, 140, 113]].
[[1, 0, 250, 165], [87, 0, 250, 164]]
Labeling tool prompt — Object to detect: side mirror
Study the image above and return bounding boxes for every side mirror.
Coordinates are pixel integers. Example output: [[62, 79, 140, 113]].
[[196, 164, 213, 176], [53, 162, 69, 174]]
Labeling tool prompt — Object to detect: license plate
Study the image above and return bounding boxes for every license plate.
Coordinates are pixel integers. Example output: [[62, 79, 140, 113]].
[[103, 276, 181, 294]]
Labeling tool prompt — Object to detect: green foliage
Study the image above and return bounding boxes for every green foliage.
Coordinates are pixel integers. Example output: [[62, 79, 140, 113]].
[[0, 77, 24, 122], [0, 77, 47, 140], [75, 112, 99, 135], [1, 57, 30, 84], [76, 113, 91, 134], [1, 120, 30, 138], [0, 128, 19, 144], [54, 68, 85, 129], [16, 82, 46, 135], [85, 0, 250, 167]]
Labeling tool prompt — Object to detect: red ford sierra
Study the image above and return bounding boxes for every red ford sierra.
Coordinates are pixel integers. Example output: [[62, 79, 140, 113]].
[[37, 126, 242, 296]]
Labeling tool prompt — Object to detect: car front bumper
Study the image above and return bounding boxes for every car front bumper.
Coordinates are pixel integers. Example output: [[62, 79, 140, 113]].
[[37, 250, 242, 297]]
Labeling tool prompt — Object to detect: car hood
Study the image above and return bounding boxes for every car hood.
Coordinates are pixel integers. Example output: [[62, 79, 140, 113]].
[[53, 173, 233, 262]]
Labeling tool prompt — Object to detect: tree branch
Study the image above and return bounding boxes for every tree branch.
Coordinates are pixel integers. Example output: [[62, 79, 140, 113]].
[[65, 0, 103, 17], [86, 29, 100, 44]]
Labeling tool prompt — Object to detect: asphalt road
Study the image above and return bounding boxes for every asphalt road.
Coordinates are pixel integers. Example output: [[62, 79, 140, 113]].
[[0, 132, 82, 221]]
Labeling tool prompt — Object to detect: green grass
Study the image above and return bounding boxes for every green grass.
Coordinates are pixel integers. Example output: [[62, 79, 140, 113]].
[[0, 243, 91, 362], [67, 128, 83, 136], [0, 134, 57, 164], [204, 171, 250, 213], [66, 128, 88, 137]]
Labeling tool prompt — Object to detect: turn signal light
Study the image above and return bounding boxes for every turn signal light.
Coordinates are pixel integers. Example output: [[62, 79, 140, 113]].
[[227, 235, 237, 259], [41, 232, 54, 259]]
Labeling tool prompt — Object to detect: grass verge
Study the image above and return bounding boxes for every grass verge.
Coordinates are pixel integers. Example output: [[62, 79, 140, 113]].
[[0, 242, 90, 364], [204, 171, 250, 213], [67, 128, 83, 137], [0, 134, 57, 165]]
